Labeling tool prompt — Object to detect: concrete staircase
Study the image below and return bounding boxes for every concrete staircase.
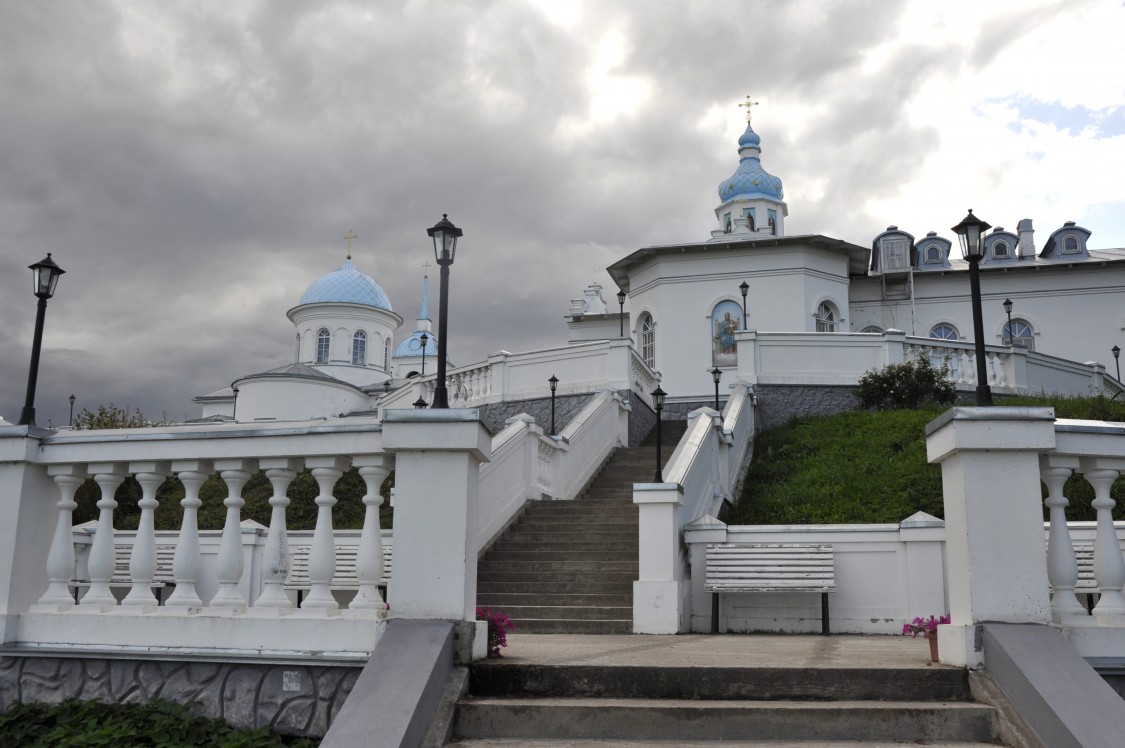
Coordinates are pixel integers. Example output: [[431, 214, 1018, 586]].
[[451, 655, 1003, 745], [475, 420, 687, 635]]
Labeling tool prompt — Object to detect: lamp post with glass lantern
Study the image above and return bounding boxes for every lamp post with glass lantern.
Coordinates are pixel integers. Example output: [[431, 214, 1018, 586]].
[[617, 289, 626, 337], [1113, 345, 1121, 381], [1003, 298, 1013, 346], [651, 386, 666, 482], [68, 394, 76, 427], [951, 210, 994, 406], [426, 215, 462, 408], [739, 281, 749, 328], [419, 332, 429, 377], [17, 254, 66, 427], [548, 375, 559, 434], [711, 367, 722, 411]]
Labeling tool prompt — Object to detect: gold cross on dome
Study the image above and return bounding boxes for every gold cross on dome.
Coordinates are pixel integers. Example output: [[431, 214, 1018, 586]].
[[739, 95, 759, 123], [422, 260, 431, 277], [344, 229, 358, 259]]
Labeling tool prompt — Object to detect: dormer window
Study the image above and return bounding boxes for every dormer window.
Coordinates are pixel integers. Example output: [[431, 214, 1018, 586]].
[[924, 245, 942, 263], [993, 240, 1010, 259], [882, 238, 909, 270], [1063, 235, 1080, 254]]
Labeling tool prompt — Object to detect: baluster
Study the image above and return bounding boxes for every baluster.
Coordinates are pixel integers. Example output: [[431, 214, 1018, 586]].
[[256, 458, 302, 609], [166, 461, 213, 609], [955, 350, 967, 384], [209, 459, 256, 613], [993, 351, 1007, 387], [987, 352, 1000, 386], [352, 456, 392, 612], [1082, 462, 1125, 620], [1042, 460, 1085, 621], [964, 351, 977, 385], [123, 462, 171, 608], [35, 465, 88, 610], [302, 457, 350, 610], [81, 463, 127, 609]]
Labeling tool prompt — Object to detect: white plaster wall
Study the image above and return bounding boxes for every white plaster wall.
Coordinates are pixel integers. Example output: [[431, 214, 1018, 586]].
[[235, 378, 369, 422]]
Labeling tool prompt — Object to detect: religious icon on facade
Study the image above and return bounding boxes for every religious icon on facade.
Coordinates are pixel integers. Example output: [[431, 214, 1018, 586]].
[[711, 300, 742, 366]]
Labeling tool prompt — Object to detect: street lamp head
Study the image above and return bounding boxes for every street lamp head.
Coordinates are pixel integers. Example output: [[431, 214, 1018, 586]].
[[739, 281, 749, 299], [68, 394, 75, 406], [651, 385, 666, 412], [711, 367, 722, 384], [29, 253, 65, 299], [951, 209, 992, 262], [384, 379, 392, 394], [427, 214, 463, 264], [419, 332, 428, 348], [548, 374, 558, 393], [1114, 345, 1121, 360], [616, 289, 626, 305], [1003, 298, 1013, 315], [413, 397, 428, 409]]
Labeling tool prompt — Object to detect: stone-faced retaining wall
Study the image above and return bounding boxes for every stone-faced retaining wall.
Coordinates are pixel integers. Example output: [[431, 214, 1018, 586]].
[[478, 393, 594, 436], [753, 385, 859, 430], [0, 655, 359, 738]]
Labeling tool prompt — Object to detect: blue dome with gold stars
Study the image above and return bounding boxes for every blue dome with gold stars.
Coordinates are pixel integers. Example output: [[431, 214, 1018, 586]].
[[718, 124, 783, 203]]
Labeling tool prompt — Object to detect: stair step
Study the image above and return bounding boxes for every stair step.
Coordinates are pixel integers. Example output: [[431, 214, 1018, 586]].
[[488, 605, 633, 621], [497, 531, 637, 543], [454, 698, 998, 743], [479, 551, 636, 562], [452, 739, 1002, 747], [479, 571, 636, 583], [479, 561, 638, 572], [476, 592, 632, 607], [505, 619, 634, 634], [476, 581, 632, 595], [489, 542, 638, 553]]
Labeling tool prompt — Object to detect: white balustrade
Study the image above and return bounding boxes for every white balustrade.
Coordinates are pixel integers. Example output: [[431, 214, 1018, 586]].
[[256, 459, 301, 609], [123, 463, 171, 608], [210, 460, 255, 612], [35, 465, 88, 610], [166, 463, 211, 609], [352, 456, 392, 611], [1041, 458, 1086, 621], [82, 464, 126, 609], [1085, 463, 1125, 620], [303, 457, 350, 609]]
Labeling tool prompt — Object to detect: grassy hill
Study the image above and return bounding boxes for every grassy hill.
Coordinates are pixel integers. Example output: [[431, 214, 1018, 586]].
[[732, 395, 1125, 525]]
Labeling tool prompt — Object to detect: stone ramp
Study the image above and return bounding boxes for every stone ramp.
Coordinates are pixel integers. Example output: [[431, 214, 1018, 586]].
[[449, 634, 1005, 746]]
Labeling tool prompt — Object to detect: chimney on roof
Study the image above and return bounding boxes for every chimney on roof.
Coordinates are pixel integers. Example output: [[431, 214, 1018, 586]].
[[1017, 218, 1035, 259]]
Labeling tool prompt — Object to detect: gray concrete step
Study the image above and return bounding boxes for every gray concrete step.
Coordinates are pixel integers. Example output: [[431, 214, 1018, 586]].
[[477, 593, 632, 607], [507, 619, 634, 634], [452, 740, 1003, 747], [495, 605, 633, 621], [478, 571, 636, 584], [453, 698, 998, 743], [478, 560, 637, 572], [477, 581, 632, 595]]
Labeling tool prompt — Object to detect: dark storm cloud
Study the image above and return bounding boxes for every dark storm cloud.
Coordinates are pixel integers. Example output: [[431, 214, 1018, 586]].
[[1, 0, 967, 426]]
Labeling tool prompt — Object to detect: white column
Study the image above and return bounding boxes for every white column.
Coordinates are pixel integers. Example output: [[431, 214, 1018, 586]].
[[351, 455, 392, 612], [165, 460, 213, 610], [255, 457, 302, 609], [634, 481, 685, 634], [122, 462, 171, 608], [34, 465, 88, 610], [302, 456, 350, 610], [209, 459, 256, 613], [1041, 457, 1086, 622], [1082, 460, 1125, 621], [81, 463, 127, 609], [383, 409, 491, 620], [926, 407, 1055, 667]]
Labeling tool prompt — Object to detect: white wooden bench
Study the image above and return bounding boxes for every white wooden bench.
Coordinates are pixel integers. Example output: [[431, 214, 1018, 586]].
[[71, 544, 177, 604], [285, 543, 393, 607], [705, 543, 836, 635]]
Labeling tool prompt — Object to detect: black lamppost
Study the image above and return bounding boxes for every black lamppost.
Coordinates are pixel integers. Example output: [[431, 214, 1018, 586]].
[[427, 214, 462, 409], [1003, 298, 1013, 346], [652, 386, 666, 482], [548, 375, 559, 434], [68, 394, 76, 427], [1113, 345, 1121, 381], [711, 367, 722, 411], [617, 289, 626, 337], [17, 254, 66, 427], [951, 210, 994, 406], [739, 281, 749, 328], [418, 332, 429, 377]]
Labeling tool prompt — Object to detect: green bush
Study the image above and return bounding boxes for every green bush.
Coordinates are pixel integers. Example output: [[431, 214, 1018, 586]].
[[0, 699, 319, 747], [856, 354, 956, 411]]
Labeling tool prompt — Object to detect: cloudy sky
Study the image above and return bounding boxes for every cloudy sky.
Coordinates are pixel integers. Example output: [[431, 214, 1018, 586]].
[[2, 0, 1123, 426]]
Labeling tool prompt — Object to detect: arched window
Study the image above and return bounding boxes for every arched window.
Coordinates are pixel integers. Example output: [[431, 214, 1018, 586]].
[[1003, 319, 1035, 350], [993, 240, 1010, 259], [315, 328, 330, 364], [638, 314, 656, 369], [814, 302, 837, 332], [929, 324, 960, 376], [860, 325, 884, 334], [1063, 235, 1080, 253], [295, 332, 301, 362], [723, 212, 732, 233], [925, 245, 941, 263], [352, 330, 367, 365], [384, 339, 391, 370]]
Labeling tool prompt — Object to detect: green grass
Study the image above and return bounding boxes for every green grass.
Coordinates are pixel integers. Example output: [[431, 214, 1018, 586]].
[[0, 699, 319, 747], [733, 394, 1125, 525]]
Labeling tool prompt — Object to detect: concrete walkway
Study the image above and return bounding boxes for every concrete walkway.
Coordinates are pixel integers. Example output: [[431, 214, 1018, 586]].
[[489, 633, 951, 670]]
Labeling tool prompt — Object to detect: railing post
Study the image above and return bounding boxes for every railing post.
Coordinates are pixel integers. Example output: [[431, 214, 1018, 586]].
[[208, 459, 256, 612], [34, 464, 88, 610], [81, 463, 127, 610], [926, 407, 1056, 667], [302, 456, 350, 610], [1081, 461, 1125, 622], [256, 457, 302, 610], [165, 460, 213, 610], [1041, 457, 1086, 622], [122, 462, 171, 608], [352, 455, 393, 612], [633, 481, 685, 634]]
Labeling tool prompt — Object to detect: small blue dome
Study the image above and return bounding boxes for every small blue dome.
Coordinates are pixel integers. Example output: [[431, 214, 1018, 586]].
[[299, 260, 392, 310], [737, 123, 761, 149], [718, 157, 784, 203], [394, 330, 438, 358]]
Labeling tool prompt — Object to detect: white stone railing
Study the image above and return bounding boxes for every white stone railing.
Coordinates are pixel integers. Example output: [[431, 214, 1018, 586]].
[[633, 382, 756, 633], [1, 418, 390, 659], [475, 390, 630, 551], [734, 329, 1121, 398], [380, 339, 660, 414], [927, 408, 1125, 667]]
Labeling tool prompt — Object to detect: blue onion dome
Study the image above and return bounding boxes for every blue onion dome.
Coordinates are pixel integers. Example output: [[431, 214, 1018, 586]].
[[299, 260, 392, 310], [394, 330, 438, 358], [737, 123, 761, 149], [718, 122, 784, 203]]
